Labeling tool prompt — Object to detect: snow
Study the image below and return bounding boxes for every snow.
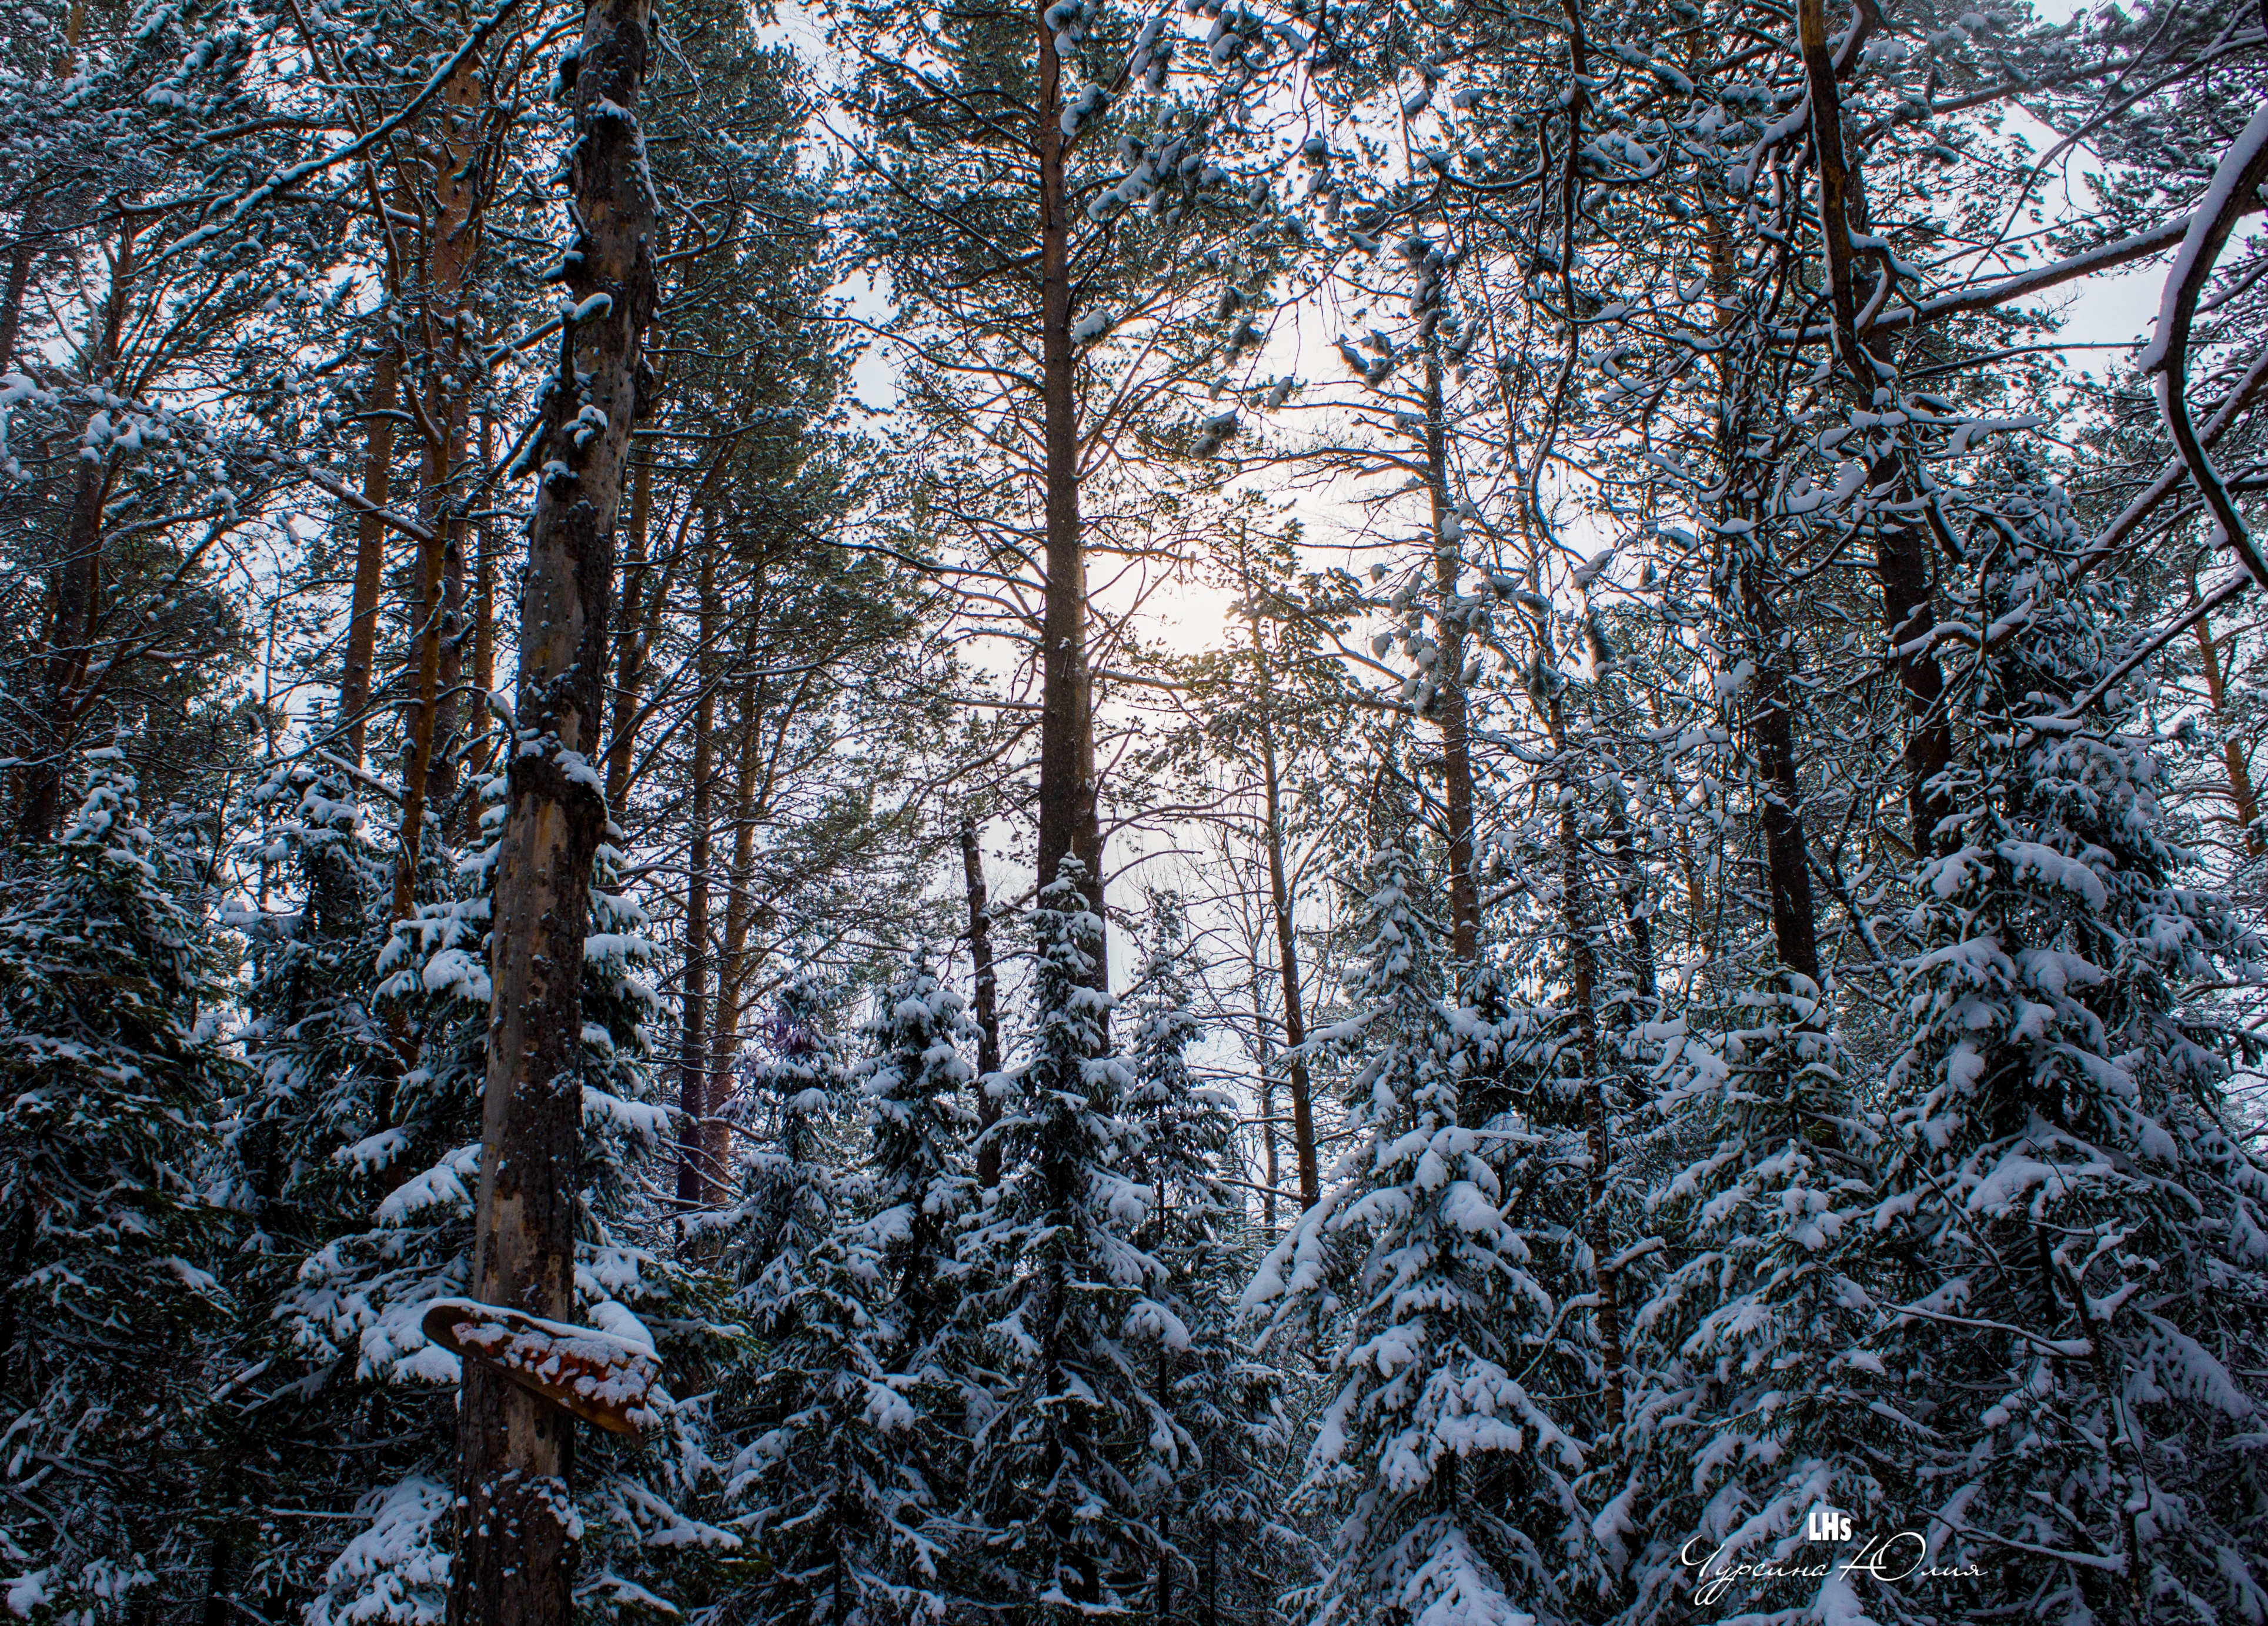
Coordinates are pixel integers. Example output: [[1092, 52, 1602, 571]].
[[5, 1572, 46, 1620]]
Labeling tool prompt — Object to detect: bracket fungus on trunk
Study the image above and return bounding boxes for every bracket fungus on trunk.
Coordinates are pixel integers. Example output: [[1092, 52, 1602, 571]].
[[423, 1298, 662, 1438]]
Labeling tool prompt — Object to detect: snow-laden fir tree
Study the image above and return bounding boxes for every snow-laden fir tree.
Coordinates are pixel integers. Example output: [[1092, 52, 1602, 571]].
[[1856, 472, 2268, 1620], [1124, 897, 1281, 1625], [857, 950, 980, 1364], [0, 747, 241, 1619], [956, 860, 1157, 1616], [198, 757, 437, 1621], [729, 970, 853, 1328], [1614, 975, 1889, 1624], [1248, 844, 1591, 1626], [723, 954, 975, 1625]]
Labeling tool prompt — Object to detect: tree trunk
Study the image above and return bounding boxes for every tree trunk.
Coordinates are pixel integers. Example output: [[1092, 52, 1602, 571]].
[[434, 503, 469, 820], [341, 341, 401, 769], [392, 503, 450, 924], [676, 549, 719, 1211], [1799, 0, 1953, 855], [603, 456, 653, 810], [1421, 344, 1479, 970], [1248, 948, 1278, 1231], [1743, 567, 1821, 987], [705, 663, 773, 1203], [1548, 692, 1625, 1428], [1605, 799, 1657, 1004], [1155, 1340, 1173, 1626], [462, 410, 499, 830], [449, 0, 656, 1612], [2192, 582, 2263, 853], [393, 36, 486, 919], [1032, 2, 1104, 960], [1248, 633, 1318, 1211], [16, 221, 133, 843], [0, 202, 39, 370], [960, 814, 1005, 1188]]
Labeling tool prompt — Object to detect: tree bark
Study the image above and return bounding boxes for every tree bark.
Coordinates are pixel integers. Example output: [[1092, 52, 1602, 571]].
[[341, 340, 401, 769], [449, 0, 656, 1611], [1032, 3, 1104, 961], [1799, 0, 1953, 854], [1743, 567, 1822, 987], [603, 456, 653, 810], [676, 549, 719, 1211], [0, 202, 39, 371], [2192, 581, 2263, 853], [705, 662, 772, 1203], [1605, 798, 1656, 1004], [960, 814, 1005, 1188], [392, 501, 451, 924], [16, 221, 133, 843], [462, 410, 499, 829], [1421, 344, 1479, 970], [393, 36, 487, 917]]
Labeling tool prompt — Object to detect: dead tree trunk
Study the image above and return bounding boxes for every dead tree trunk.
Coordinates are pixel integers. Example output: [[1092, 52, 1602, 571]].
[[449, 0, 657, 1613], [960, 814, 1005, 1188]]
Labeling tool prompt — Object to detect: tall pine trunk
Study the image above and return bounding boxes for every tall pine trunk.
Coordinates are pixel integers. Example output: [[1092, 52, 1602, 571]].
[[1799, 0, 1953, 855], [1247, 623, 1318, 1210], [1548, 692, 1625, 1427], [676, 549, 719, 1211], [1033, 5, 1104, 964], [449, 0, 656, 1612], [393, 41, 487, 920], [1421, 343, 1479, 970], [340, 338, 401, 769], [16, 221, 133, 843]]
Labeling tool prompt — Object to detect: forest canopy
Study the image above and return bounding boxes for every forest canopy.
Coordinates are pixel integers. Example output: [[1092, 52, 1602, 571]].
[[2, 0, 2266, 1622]]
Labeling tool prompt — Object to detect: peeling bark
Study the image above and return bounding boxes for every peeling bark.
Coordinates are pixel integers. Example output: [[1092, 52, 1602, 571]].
[[449, 0, 657, 1611]]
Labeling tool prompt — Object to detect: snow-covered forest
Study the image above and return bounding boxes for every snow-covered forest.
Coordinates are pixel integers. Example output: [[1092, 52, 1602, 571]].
[[4, 0, 2267, 1619]]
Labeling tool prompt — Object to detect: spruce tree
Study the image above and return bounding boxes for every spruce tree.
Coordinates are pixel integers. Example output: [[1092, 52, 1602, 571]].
[[1125, 900, 1276, 1626], [1249, 845, 1592, 1626], [0, 749, 240, 1617], [1858, 472, 2268, 1617], [957, 861, 1157, 1616]]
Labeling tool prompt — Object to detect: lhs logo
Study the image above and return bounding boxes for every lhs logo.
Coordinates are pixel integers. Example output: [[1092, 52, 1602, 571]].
[[1806, 1505, 1853, 1542]]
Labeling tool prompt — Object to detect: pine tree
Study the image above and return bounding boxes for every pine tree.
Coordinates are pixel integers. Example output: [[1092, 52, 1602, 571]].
[[1249, 844, 1591, 1626], [0, 748, 240, 1617]]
